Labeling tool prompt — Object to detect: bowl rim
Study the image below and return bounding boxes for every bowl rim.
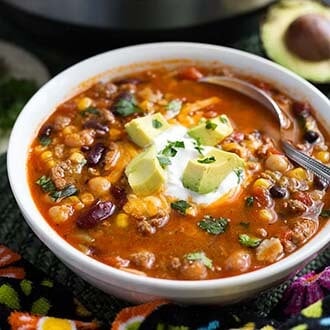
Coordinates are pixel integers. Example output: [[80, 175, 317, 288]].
[[7, 42, 330, 293]]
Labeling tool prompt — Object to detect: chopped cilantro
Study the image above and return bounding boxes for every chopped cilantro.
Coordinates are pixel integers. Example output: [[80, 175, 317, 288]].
[[152, 119, 163, 129], [245, 196, 254, 207], [234, 168, 244, 183], [205, 120, 217, 130], [185, 252, 213, 270], [112, 93, 141, 117], [198, 215, 228, 235], [171, 200, 191, 215], [193, 138, 204, 155], [50, 184, 78, 202], [197, 156, 216, 164], [166, 99, 182, 114], [79, 107, 100, 117], [238, 234, 261, 248], [39, 136, 51, 146], [320, 209, 330, 218], [161, 141, 185, 157], [219, 115, 228, 124], [157, 155, 171, 169], [36, 176, 56, 193]]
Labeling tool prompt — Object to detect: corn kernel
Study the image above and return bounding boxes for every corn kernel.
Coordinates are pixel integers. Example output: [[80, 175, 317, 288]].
[[40, 151, 53, 161], [77, 97, 93, 110], [74, 202, 85, 211], [253, 178, 272, 190], [80, 192, 95, 206], [115, 213, 129, 228], [62, 125, 77, 135], [67, 196, 80, 204], [315, 151, 330, 163], [46, 160, 56, 169], [139, 100, 153, 112], [258, 209, 275, 223], [34, 145, 47, 154], [109, 128, 122, 141], [287, 167, 308, 180], [69, 152, 86, 164]]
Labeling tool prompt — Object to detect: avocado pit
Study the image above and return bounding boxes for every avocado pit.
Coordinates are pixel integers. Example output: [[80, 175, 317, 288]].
[[285, 13, 330, 62]]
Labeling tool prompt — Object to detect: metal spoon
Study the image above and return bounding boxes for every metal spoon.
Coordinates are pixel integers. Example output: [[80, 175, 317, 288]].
[[199, 76, 330, 184]]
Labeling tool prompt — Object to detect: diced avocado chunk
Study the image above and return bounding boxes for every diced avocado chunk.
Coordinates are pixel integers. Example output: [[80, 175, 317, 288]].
[[188, 115, 233, 146], [182, 148, 245, 194], [125, 145, 166, 196], [125, 113, 170, 147]]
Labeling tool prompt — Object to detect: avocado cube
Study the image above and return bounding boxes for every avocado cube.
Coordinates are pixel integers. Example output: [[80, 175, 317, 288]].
[[188, 115, 233, 146], [125, 113, 170, 147], [125, 145, 166, 196], [182, 148, 245, 194]]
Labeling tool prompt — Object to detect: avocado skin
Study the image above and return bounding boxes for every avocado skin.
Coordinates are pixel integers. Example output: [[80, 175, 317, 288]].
[[261, 0, 330, 83]]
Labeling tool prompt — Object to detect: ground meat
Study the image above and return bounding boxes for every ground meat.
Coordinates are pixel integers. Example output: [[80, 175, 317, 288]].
[[50, 160, 73, 189], [99, 108, 116, 123], [283, 199, 307, 215], [225, 250, 251, 273], [54, 115, 71, 131], [256, 238, 284, 263], [130, 251, 155, 269], [290, 218, 318, 245], [64, 129, 96, 147], [179, 260, 208, 280], [170, 257, 182, 270], [54, 144, 65, 159], [104, 143, 120, 171], [137, 220, 156, 235]]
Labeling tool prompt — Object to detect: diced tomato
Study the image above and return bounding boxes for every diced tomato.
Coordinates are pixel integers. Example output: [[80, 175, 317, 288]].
[[178, 66, 203, 81]]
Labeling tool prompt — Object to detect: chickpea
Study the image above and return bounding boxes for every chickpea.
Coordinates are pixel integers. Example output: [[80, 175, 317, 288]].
[[49, 205, 73, 223], [88, 177, 111, 196], [225, 250, 251, 273], [265, 154, 289, 172], [179, 260, 208, 280]]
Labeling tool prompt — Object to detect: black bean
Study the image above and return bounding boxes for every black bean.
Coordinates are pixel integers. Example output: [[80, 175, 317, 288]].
[[304, 130, 319, 143], [110, 185, 127, 208], [83, 119, 109, 135], [39, 124, 53, 138], [292, 102, 311, 119], [77, 201, 116, 229], [314, 176, 329, 191], [269, 185, 287, 198], [87, 143, 106, 166]]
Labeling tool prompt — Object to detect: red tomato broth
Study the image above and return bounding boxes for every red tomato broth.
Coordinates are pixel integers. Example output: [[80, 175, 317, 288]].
[[28, 65, 330, 280]]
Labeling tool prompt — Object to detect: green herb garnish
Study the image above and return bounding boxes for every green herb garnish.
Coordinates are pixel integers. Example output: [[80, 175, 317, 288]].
[[193, 138, 204, 155], [245, 196, 254, 207], [36, 176, 56, 193], [80, 107, 100, 117], [205, 120, 217, 130], [219, 115, 228, 124], [112, 94, 141, 117], [234, 168, 244, 183], [238, 234, 261, 248], [49, 184, 78, 202], [320, 209, 330, 218], [171, 200, 191, 215], [166, 99, 182, 114], [152, 119, 163, 129], [198, 215, 228, 235], [161, 141, 185, 157], [185, 252, 213, 270], [197, 156, 216, 164], [157, 155, 171, 169], [39, 136, 52, 146]]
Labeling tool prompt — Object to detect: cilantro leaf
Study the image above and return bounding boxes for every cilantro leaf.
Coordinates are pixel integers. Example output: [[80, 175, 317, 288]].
[[193, 138, 204, 155], [320, 209, 330, 218], [205, 120, 217, 130], [234, 168, 244, 183], [157, 155, 171, 169], [166, 99, 182, 114], [36, 176, 56, 193], [50, 184, 78, 202], [39, 136, 52, 146], [152, 119, 163, 129], [238, 234, 261, 248], [161, 141, 185, 157], [198, 215, 228, 235], [112, 93, 141, 117], [171, 200, 191, 215], [245, 196, 254, 207], [219, 115, 228, 124], [80, 107, 100, 117], [198, 156, 216, 164], [185, 252, 213, 270]]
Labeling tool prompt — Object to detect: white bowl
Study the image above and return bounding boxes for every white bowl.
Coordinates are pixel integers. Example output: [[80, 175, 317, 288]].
[[7, 42, 330, 304]]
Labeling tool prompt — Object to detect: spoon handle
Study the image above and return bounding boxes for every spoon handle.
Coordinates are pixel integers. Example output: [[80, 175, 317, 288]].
[[282, 141, 330, 183]]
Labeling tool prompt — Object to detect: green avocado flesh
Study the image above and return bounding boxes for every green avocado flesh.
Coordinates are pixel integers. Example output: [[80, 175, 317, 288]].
[[261, 0, 330, 83]]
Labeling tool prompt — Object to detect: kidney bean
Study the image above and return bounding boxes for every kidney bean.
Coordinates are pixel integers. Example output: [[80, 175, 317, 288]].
[[313, 176, 329, 191], [87, 143, 106, 166], [110, 185, 127, 208], [38, 124, 53, 139], [304, 130, 319, 143], [292, 102, 311, 119], [270, 185, 287, 198], [77, 201, 116, 229], [83, 120, 109, 135]]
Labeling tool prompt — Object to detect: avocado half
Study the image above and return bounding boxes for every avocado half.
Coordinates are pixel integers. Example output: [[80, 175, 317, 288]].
[[261, 0, 330, 83]]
